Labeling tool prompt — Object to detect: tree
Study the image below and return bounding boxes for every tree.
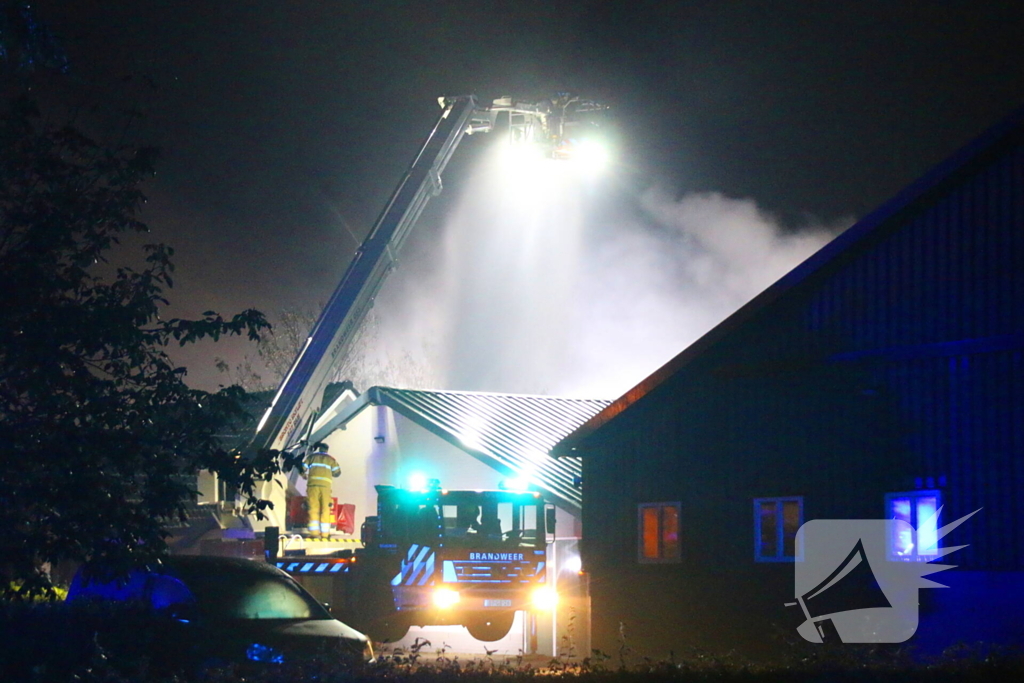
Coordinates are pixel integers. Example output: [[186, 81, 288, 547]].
[[216, 306, 319, 392], [217, 306, 440, 394], [0, 96, 293, 596]]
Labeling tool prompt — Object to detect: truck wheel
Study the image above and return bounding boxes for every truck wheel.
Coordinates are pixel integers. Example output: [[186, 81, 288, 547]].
[[351, 565, 408, 643], [467, 614, 514, 641], [368, 613, 410, 644]]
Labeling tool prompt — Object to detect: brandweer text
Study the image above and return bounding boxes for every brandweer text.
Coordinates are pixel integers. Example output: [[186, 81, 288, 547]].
[[469, 552, 525, 561]]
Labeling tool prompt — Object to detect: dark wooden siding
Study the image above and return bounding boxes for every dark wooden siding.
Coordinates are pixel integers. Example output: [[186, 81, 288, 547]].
[[580, 131, 1024, 659]]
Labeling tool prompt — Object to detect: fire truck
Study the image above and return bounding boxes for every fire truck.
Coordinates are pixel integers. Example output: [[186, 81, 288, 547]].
[[226, 94, 604, 641], [277, 484, 557, 642]]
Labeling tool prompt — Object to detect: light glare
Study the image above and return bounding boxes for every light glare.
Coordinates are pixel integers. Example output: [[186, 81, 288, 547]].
[[500, 475, 530, 491], [575, 139, 609, 170], [433, 587, 461, 609], [501, 140, 546, 169], [531, 586, 558, 611]]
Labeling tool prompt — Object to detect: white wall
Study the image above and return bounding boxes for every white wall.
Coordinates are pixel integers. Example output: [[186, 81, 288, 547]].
[[380, 411, 514, 492], [287, 404, 397, 533]]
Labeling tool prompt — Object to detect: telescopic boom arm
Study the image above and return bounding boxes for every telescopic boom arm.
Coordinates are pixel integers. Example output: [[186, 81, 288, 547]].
[[252, 96, 479, 453]]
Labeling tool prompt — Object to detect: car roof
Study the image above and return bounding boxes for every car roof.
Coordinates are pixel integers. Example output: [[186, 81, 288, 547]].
[[159, 555, 284, 577]]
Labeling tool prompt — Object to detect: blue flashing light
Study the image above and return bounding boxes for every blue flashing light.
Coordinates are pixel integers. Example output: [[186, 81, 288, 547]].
[[315, 563, 329, 573], [408, 472, 428, 491], [246, 643, 285, 664], [330, 563, 344, 572], [301, 562, 314, 572], [499, 476, 530, 491]]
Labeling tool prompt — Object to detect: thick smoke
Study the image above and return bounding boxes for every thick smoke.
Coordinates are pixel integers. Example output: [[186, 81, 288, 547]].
[[365, 143, 843, 399], [561, 189, 843, 397]]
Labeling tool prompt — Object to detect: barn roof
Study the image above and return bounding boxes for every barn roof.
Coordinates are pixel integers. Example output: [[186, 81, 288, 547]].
[[553, 104, 1024, 456], [310, 386, 610, 513]]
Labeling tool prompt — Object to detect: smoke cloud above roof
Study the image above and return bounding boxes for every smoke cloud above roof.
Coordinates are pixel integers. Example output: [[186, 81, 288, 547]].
[[360, 143, 844, 400]]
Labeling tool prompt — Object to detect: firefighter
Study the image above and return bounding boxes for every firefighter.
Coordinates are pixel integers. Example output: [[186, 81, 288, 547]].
[[453, 503, 481, 536], [479, 506, 502, 540], [303, 442, 341, 539]]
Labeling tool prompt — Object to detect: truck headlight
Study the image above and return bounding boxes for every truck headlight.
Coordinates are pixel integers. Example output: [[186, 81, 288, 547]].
[[531, 586, 558, 611], [433, 587, 460, 609]]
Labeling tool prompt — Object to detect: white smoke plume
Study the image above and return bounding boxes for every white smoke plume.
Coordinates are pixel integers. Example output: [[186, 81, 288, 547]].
[[562, 190, 844, 398], [365, 145, 845, 400]]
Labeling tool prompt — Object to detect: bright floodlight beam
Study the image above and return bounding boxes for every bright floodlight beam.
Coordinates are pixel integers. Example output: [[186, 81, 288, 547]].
[[574, 138, 610, 169], [489, 94, 610, 166]]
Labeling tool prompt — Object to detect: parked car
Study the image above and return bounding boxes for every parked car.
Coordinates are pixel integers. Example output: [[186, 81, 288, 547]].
[[66, 555, 374, 672]]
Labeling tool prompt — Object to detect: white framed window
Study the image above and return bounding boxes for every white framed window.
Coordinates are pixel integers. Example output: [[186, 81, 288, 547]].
[[885, 490, 941, 561], [754, 497, 802, 562], [637, 502, 681, 563]]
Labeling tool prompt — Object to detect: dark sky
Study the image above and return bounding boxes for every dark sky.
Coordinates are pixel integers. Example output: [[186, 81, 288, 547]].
[[24, 1, 1024, 390]]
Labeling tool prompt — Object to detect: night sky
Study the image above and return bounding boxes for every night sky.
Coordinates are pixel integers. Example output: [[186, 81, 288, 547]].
[[25, 1, 1024, 393]]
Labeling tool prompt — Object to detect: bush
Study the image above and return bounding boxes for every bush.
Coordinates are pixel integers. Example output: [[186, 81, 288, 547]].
[[0, 600, 169, 682], [3, 601, 1023, 683]]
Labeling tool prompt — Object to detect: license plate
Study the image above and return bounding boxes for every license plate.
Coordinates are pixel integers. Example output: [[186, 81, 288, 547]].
[[484, 599, 512, 607]]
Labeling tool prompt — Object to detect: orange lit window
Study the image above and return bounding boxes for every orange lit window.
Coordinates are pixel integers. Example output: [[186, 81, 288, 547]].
[[638, 502, 681, 563], [754, 497, 803, 562]]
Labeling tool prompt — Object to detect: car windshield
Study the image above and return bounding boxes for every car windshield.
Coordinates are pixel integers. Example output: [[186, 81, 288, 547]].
[[172, 566, 328, 620]]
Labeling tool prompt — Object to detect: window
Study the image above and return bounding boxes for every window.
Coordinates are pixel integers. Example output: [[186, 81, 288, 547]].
[[885, 490, 941, 561], [171, 568, 326, 620], [439, 495, 544, 548], [638, 502, 681, 563], [754, 497, 802, 562]]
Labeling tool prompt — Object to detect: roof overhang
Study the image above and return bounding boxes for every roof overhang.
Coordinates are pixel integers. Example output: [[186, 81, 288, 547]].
[[309, 386, 609, 513]]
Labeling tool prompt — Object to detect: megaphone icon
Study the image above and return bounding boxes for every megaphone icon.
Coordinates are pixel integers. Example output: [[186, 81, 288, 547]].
[[792, 514, 979, 643], [792, 539, 891, 643]]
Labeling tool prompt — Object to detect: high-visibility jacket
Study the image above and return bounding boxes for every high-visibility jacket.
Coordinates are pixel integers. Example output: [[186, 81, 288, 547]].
[[304, 451, 340, 488]]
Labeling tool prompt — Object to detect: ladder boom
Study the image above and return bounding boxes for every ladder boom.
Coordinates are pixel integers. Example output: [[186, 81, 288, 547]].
[[253, 96, 479, 453]]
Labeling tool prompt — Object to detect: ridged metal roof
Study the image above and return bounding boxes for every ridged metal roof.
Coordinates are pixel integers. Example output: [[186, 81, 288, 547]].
[[368, 387, 610, 513]]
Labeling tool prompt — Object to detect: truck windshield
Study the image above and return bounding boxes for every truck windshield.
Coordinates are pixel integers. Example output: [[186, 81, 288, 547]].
[[440, 499, 541, 547], [377, 490, 546, 548]]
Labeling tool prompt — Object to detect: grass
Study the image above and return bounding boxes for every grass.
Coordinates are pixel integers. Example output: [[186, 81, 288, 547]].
[[2, 602, 1022, 683]]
